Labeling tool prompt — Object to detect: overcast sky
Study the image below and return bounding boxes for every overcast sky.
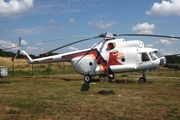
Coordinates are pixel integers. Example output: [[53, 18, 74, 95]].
[[0, 0, 180, 55]]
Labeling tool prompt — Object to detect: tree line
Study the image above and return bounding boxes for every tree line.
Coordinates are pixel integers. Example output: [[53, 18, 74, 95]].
[[0, 49, 58, 59], [165, 55, 180, 63]]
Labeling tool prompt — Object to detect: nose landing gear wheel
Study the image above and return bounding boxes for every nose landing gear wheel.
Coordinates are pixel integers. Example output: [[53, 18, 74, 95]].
[[139, 77, 146, 83], [84, 75, 92, 83]]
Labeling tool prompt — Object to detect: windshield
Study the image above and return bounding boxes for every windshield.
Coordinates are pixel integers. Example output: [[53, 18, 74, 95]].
[[154, 51, 163, 58], [149, 52, 158, 61]]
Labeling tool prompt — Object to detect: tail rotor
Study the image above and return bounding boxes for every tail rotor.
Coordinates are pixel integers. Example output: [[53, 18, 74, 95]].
[[12, 37, 21, 61]]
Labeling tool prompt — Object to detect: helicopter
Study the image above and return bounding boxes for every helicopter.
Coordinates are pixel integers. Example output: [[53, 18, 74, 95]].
[[5, 32, 180, 83]]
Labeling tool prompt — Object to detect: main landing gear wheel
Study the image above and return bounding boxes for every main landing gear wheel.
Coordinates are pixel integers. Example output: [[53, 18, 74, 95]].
[[84, 75, 92, 83], [108, 74, 115, 82], [139, 77, 146, 83]]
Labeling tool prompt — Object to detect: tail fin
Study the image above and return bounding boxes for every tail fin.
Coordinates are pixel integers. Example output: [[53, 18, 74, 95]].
[[20, 50, 33, 64]]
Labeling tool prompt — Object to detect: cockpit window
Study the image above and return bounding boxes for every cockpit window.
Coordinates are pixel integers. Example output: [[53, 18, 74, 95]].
[[149, 52, 158, 61], [154, 51, 163, 58], [142, 53, 150, 61]]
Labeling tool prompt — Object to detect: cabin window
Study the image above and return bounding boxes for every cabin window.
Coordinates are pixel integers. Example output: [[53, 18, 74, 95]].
[[142, 53, 150, 61]]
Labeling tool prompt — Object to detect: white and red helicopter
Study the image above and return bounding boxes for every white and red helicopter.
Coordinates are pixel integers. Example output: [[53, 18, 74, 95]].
[[6, 32, 180, 83]]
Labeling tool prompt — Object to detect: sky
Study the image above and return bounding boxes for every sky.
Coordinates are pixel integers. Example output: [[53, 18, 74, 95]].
[[0, 0, 180, 56]]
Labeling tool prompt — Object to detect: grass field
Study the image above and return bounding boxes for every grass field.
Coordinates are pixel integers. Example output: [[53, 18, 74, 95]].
[[0, 73, 180, 120], [0, 57, 180, 119]]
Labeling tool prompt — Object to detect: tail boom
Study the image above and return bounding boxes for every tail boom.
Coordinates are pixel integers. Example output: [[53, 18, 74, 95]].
[[21, 50, 33, 64], [20, 50, 70, 64], [20, 48, 91, 64]]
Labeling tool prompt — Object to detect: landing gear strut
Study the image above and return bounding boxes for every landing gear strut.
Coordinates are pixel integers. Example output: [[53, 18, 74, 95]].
[[139, 71, 146, 83]]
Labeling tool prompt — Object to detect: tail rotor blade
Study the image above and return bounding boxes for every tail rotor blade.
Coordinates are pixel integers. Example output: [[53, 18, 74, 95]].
[[18, 37, 21, 50], [12, 51, 19, 61], [12, 37, 21, 61]]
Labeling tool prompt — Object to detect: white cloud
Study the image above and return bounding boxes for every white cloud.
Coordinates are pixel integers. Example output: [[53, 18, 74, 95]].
[[69, 18, 75, 23], [35, 42, 43, 46], [146, 0, 180, 16], [5, 26, 56, 37], [159, 48, 173, 55], [68, 46, 78, 51], [0, 39, 29, 50], [32, 2, 81, 15], [132, 22, 155, 34], [0, 40, 17, 50], [156, 39, 174, 46], [21, 39, 28, 46], [145, 44, 154, 48], [0, 0, 34, 18], [57, 9, 80, 14], [21, 46, 38, 55], [88, 21, 116, 29], [0, 39, 41, 54], [26, 46, 37, 51], [49, 19, 55, 24]]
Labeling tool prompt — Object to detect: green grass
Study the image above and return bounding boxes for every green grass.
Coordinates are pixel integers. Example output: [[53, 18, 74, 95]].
[[0, 71, 180, 120], [8, 63, 77, 77]]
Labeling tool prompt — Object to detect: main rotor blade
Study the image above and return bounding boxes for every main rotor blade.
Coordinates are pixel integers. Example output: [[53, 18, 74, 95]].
[[113, 34, 180, 39], [2, 34, 98, 50], [43, 35, 101, 55], [165, 53, 180, 56], [2, 46, 19, 50]]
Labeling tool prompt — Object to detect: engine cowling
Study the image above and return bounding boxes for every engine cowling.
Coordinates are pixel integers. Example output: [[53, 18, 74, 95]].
[[71, 56, 95, 75]]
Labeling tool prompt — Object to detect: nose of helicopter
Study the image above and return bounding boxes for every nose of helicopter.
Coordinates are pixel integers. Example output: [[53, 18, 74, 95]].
[[159, 57, 167, 66]]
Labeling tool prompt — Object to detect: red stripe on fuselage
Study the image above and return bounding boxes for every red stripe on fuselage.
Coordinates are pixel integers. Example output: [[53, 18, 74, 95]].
[[41, 58, 53, 61], [24, 54, 30, 60], [62, 49, 113, 74]]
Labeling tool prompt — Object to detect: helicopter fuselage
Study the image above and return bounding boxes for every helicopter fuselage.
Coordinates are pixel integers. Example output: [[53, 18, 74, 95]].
[[21, 38, 166, 83]]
